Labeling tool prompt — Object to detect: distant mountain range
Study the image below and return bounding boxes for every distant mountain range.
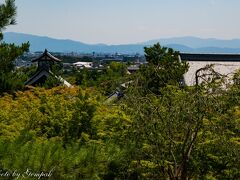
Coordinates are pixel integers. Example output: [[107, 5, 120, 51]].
[[3, 32, 240, 54]]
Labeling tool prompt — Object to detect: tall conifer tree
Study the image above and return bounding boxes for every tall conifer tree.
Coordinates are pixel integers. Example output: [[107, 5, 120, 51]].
[[0, 0, 29, 94]]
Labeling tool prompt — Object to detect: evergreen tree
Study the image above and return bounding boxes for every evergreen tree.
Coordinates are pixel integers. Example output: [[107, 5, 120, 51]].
[[136, 43, 189, 95], [0, 0, 29, 94]]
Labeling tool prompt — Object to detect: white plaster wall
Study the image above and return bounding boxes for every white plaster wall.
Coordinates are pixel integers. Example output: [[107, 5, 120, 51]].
[[184, 61, 240, 86]]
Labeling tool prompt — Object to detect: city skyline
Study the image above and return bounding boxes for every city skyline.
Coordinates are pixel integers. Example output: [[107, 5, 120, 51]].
[[3, 0, 240, 44]]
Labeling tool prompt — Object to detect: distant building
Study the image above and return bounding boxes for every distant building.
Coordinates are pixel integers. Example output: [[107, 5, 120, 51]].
[[125, 53, 240, 86], [15, 59, 32, 68], [127, 63, 142, 74], [25, 49, 72, 87], [180, 53, 240, 86], [73, 62, 93, 69]]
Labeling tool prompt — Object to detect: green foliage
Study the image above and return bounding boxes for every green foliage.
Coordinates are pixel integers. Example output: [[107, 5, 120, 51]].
[[0, 43, 29, 95], [73, 62, 128, 95], [0, 39, 240, 179], [135, 43, 189, 95], [233, 69, 240, 85], [0, 42, 29, 73], [0, 87, 98, 143], [0, 71, 26, 95], [17, 65, 37, 78], [0, 71, 240, 179], [51, 62, 63, 75], [0, 0, 29, 95], [42, 76, 61, 89], [0, 139, 117, 179], [0, 86, 133, 179], [120, 71, 240, 178], [75, 68, 100, 87], [0, 0, 17, 32], [98, 62, 128, 95]]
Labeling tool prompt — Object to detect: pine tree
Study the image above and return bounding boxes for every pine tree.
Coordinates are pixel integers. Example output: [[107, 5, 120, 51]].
[[136, 43, 189, 95], [0, 0, 29, 94]]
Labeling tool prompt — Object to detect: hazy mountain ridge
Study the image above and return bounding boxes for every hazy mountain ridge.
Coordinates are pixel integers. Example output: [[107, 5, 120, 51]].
[[145, 36, 240, 49], [4, 32, 240, 54]]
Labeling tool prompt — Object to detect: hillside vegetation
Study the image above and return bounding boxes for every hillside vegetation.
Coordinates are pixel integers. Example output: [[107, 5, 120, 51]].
[[0, 0, 240, 179]]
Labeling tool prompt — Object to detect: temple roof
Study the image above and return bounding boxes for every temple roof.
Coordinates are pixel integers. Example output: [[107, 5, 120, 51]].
[[180, 53, 240, 62], [32, 49, 61, 62], [25, 69, 52, 85]]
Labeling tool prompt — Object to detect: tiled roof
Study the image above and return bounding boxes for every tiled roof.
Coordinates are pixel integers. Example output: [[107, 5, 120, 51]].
[[32, 49, 61, 62], [24, 69, 52, 85], [180, 53, 240, 62]]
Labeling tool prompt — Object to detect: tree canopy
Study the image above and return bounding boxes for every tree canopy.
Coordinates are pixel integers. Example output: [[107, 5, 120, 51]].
[[135, 43, 189, 95], [0, 0, 29, 95]]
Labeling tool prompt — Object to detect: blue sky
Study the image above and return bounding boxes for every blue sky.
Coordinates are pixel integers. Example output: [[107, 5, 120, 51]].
[[3, 0, 240, 44]]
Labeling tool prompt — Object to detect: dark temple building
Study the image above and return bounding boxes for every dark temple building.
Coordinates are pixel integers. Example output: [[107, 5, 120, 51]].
[[25, 49, 71, 87]]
